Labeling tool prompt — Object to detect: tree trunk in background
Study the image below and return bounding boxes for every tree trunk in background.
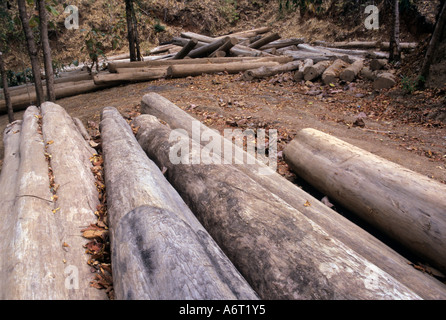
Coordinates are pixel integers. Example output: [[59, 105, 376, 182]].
[[17, 0, 44, 106], [389, 0, 401, 63], [37, 0, 55, 102], [0, 51, 14, 122], [419, 0, 446, 87], [125, 0, 141, 62]]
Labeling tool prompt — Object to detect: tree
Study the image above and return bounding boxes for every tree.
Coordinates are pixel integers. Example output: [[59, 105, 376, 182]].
[[0, 51, 14, 122], [389, 0, 401, 63], [125, 0, 142, 62], [17, 0, 45, 106], [418, 0, 446, 88], [37, 0, 55, 102]]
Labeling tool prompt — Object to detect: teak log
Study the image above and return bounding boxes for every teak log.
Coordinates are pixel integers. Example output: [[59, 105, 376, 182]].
[[210, 37, 238, 57], [373, 72, 397, 90], [215, 27, 271, 40], [284, 128, 446, 274], [294, 59, 313, 81], [304, 60, 332, 81], [134, 113, 423, 300], [243, 60, 303, 81], [188, 37, 231, 58], [173, 39, 198, 60], [249, 33, 281, 49], [370, 59, 389, 71], [167, 61, 280, 78], [340, 59, 364, 82], [100, 107, 258, 300], [139, 93, 446, 300], [93, 69, 167, 85], [260, 38, 306, 50], [322, 59, 349, 85]]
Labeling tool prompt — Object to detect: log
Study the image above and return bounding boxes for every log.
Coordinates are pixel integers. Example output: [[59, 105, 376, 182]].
[[322, 58, 349, 85], [209, 37, 238, 57], [340, 59, 364, 82], [294, 59, 313, 81], [40, 102, 106, 299], [173, 39, 198, 60], [361, 67, 378, 81], [370, 58, 389, 71], [115, 67, 167, 74], [93, 69, 167, 85], [100, 107, 258, 300], [373, 72, 397, 90], [249, 33, 281, 49], [304, 60, 332, 81], [139, 92, 446, 299], [133, 113, 423, 300], [315, 40, 417, 51], [215, 27, 271, 40], [243, 60, 303, 81], [188, 37, 231, 58], [283, 128, 446, 274], [180, 31, 216, 43], [167, 61, 280, 78], [259, 38, 306, 50]]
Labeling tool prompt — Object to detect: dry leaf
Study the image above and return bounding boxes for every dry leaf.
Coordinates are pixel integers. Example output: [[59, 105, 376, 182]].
[[304, 200, 311, 207]]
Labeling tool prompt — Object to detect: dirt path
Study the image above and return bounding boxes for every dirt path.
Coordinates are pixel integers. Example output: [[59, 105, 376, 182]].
[[1, 73, 445, 186]]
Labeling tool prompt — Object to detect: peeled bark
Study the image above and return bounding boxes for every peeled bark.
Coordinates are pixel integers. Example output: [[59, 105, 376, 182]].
[[243, 60, 303, 81], [139, 92, 446, 300], [284, 128, 446, 274], [167, 61, 280, 78], [340, 59, 364, 82], [100, 107, 258, 300], [322, 59, 349, 85], [304, 60, 332, 81]]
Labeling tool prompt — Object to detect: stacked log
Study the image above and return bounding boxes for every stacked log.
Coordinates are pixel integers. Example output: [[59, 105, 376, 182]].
[[243, 60, 303, 81], [294, 59, 313, 81], [340, 59, 364, 82], [304, 60, 332, 81], [322, 58, 350, 85]]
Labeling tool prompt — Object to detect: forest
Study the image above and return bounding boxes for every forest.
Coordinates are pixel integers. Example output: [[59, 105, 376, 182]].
[[0, 0, 445, 304]]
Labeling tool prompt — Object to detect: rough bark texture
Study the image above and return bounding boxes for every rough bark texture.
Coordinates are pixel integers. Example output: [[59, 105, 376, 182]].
[[389, 0, 401, 62], [100, 107, 258, 300], [139, 92, 446, 300], [0, 52, 14, 122], [284, 128, 446, 274], [134, 113, 422, 300]]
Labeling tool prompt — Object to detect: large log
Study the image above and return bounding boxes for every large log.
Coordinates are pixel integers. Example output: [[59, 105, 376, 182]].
[[293, 59, 313, 81], [188, 37, 231, 58], [139, 92, 446, 299], [340, 59, 364, 82], [315, 40, 417, 52], [260, 38, 306, 50], [283, 128, 446, 274], [133, 113, 423, 300], [373, 72, 397, 90], [167, 61, 280, 78], [173, 39, 198, 60], [322, 58, 349, 85], [100, 107, 258, 300], [249, 33, 281, 49], [304, 60, 332, 81], [243, 60, 303, 81], [215, 27, 271, 40], [93, 69, 167, 85], [210, 37, 238, 57]]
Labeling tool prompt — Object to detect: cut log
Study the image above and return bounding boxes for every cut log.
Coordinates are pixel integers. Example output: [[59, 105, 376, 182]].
[[73, 117, 91, 141], [294, 59, 313, 81], [259, 38, 306, 50], [187, 37, 231, 58], [93, 69, 167, 85], [249, 33, 281, 49], [139, 92, 446, 300], [173, 39, 198, 60], [209, 37, 238, 57], [133, 113, 423, 300], [373, 72, 397, 90], [167, 61, 280, 78], [243, 60, 303, 81], [370, 58, 389, 71], [304, 60, 332, 81], [115, 67, 167, 74], [100, 107, 258, 300], [361, 67, 378, 81], [322, 59, 350, 85], [215, 27, 271, 40], [283, 128, 446, 274], [180, 31, 216, 43], [340, 59, 364, 82]]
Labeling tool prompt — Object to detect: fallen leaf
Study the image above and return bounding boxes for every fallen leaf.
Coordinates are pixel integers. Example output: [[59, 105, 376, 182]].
[[304, 200, 311, 207]]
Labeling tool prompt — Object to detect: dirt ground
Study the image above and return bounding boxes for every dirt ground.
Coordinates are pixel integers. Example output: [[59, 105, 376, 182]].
[[1, 72, 446, 187]]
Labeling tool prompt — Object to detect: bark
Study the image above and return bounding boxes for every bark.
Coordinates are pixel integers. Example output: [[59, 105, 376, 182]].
[[93, 69, 167, 85], [248, 33, 281, 49], [322, 59, 349, 85], [133, 112, 422, 300], [0, 52, 14, 122], [389, 0, 401, 62], [293, 59, 313, 81], [304, 60, 332, 81], [209, 37, 238, 57], [139, 92, 446, 299], [37, 0, 55, 102], [187, 37, 231, 58], [243, 60, 303, 81], [259, 38, 306, 50], [340, 59, 364, 82], [283, 128, 446, 274], [125, 0, 141, 61], [167, 61, 280, 78], [17, 0, 45, 106], [100, 107, 258, 300], [173, 39, 198, 60]]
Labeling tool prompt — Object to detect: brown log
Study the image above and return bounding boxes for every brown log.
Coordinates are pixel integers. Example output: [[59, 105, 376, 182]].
[[340, 59, 364, 82], [215, 27, 271, 40], [294, 59, 313, 81], [209, 37, 238, 57], [93, 70, 167, 85], [133, 112, 423, 300], [188, 37, 231, 58], [139, 92, 446, 300], [360, 67, 379, 81], [304, 60, 332, 81], [315, 40, 417, 51], [260, 38, 306, 50], [370, 59, 389, 71], [322, 58, 349, 85], [283, 128, 446, 274], [167, 61, 280, 78], [180, 31, 216, 43], [173, 39, 198, 60], [243, 60, 303, 81], [249, 33, 281, 49], [373, 72, 397, 90], [100, 107, 258, 300]]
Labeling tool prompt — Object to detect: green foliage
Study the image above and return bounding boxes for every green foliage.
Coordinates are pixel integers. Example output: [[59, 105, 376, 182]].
[[401, 75, 422, 94], [153, 20, 166, 33], [219, 0, 240, 24], [81, 28, 106, 63]]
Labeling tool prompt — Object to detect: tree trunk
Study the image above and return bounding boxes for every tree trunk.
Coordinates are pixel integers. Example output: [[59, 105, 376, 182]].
[[340, 59, 364, 82], [139, 92, 446, 300], [17, 0, 45, 106], [322, 58, 349, 85], [389, 0, 401, 62], [0, 51, 14, 122], [419, 0, 446, 87], [167, 61, 280, 78], [283, 128, 446, 274], [100, 107, 258, 300], [37, 0, 55, 102], [125, 0, 141, 62], [243, 60, 302, 81]]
